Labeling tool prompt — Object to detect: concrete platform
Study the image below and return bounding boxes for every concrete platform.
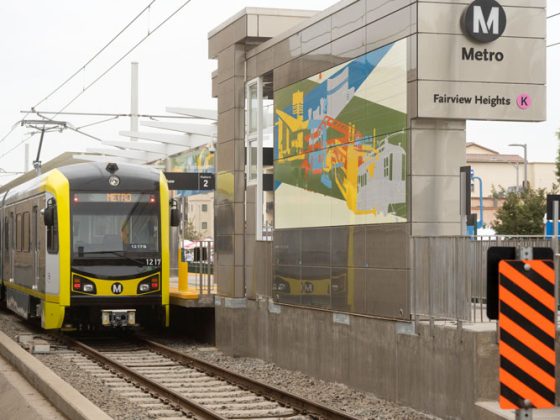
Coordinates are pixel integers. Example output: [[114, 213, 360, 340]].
[[169, 274, 216, 308], [477, 401, 560, 419], [0, 330, 111, 420]]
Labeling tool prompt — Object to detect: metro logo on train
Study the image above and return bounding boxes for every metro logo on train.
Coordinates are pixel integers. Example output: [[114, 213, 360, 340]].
[[462, 0, 507, 43], [111, 283, 123, 295]]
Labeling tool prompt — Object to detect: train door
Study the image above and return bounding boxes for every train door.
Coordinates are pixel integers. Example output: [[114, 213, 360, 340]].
[[32, 206, 39, 289]]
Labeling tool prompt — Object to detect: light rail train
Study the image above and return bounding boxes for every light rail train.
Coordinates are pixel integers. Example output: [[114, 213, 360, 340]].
[[0, 162, 179, 329]]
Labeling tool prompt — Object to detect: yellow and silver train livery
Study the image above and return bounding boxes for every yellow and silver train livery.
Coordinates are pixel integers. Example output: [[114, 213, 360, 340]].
[[0, 162, 179, 329]]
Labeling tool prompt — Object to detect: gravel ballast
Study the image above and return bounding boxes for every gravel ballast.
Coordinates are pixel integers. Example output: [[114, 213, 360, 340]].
[[154, 335, 441, 420], [0, 310, 440, 419], [0, 311, 149, 419]]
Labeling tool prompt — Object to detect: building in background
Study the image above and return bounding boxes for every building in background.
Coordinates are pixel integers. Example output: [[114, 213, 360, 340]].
[[467, 142, 556, 226], [187, 192, 214, 238]]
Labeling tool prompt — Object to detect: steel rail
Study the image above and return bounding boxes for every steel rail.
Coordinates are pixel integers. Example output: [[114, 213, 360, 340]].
[[141, 337, 358, 420], [56, 334, 226, 420]]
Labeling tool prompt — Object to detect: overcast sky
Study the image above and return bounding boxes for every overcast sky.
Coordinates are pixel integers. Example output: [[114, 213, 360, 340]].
[[0, 0, 559, 184]]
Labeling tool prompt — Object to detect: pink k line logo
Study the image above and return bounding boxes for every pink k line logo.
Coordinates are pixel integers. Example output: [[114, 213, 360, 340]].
[[516, 94, 531, 110]]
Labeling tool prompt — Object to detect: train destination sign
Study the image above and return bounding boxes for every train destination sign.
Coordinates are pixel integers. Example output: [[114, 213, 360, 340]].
[[73, 193, 156, 203]]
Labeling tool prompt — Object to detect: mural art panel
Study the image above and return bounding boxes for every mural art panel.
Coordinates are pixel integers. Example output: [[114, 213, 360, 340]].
[[274, 39, 408, 228]]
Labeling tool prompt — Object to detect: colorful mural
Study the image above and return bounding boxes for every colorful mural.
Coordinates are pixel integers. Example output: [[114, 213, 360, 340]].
[[168, 145, 215, 197], [274, 39, 408, 228]]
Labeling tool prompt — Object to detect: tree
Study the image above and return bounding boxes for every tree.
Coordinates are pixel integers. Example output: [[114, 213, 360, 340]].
[[492, 187, 546, 235], [184, 220, 203, 241]]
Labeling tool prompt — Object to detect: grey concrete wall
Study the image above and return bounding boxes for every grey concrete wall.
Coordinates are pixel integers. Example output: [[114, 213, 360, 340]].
[[216, 301, 501, 420], [408, 119, 466, 235]]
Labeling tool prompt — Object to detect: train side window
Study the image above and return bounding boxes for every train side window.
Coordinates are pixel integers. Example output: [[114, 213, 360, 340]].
[[47, 206, 58, 254], [16, 213, 22, 252], [4, 217, 8, 250], [32, 206, 38, 251], [23, 212, 30, 252], [10, 213, 14, 250]]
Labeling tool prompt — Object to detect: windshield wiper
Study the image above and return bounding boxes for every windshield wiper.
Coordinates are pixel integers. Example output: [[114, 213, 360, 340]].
[[76, 250, 146, 266]]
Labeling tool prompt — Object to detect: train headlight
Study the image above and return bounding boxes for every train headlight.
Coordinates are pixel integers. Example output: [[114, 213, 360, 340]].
[[73, 276, 96, 294], [101, 311, 110, 326], [127, 310, 136, 326], [137, 275, 159, 294]]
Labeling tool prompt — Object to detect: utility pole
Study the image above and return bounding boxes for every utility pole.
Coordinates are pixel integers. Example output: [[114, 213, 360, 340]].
[[509, 143, 528, 190], [514, 162, 519, 192], [131, 62, 139, 142], [24, 143, 30, 173]]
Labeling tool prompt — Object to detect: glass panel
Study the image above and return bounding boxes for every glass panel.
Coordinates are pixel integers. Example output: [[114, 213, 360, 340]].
[[263, 188, 274, 241], [4, 218, 8, 250], [263, 99, 274, 133], [47, 209, 58, 254], [248, 139, 258, 182], [22, 212, 30, 252], [16, 214, 21, 251], [274, 39, 408, 229], [72, 195, 159, 255], [247, 83, 258, 135]]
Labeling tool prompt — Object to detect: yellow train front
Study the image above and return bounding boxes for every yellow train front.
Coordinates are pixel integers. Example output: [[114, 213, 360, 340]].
[[0, 162, 176, 329]]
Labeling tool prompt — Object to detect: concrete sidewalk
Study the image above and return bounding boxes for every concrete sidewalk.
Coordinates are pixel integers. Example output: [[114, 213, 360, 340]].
[[0, 330, 111, 420], [0, 353, 65, 420]]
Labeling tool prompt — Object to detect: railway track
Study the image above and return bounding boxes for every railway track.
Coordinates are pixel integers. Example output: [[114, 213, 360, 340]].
[[55, 333, 357, 420]]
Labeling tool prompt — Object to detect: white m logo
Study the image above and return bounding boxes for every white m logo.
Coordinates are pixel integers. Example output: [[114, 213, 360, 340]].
[[464, 0, 506, 43], [472, 5, 500, 35], [111, 283, 123, 294]]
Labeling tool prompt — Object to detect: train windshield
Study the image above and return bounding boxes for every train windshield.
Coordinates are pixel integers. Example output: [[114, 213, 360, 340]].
[[71, 192, 160, 275]]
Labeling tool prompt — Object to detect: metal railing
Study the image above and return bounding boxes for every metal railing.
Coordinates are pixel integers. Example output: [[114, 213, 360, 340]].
[[190, 240, 214, 296], [411, 236, 552, 323]]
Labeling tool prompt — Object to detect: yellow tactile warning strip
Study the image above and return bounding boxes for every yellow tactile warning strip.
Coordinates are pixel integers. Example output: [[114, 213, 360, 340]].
[[498, 260, 556, 409], [169, 287, 202, 300]]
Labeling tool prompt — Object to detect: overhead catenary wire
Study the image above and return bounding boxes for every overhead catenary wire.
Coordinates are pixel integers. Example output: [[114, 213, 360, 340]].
[[36, 111, 126, 150], [53, 0, 194, 118], [32, 0, 157, 111], [20, 110, 198, 119], [0, 133, 37, 161], [0, 1, 157, 148], [0, 0, 194, 161], [77, 116, 121, 130]]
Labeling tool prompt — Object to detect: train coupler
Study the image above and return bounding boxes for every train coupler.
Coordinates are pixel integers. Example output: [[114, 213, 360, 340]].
[[101, 309, 136, 327]]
